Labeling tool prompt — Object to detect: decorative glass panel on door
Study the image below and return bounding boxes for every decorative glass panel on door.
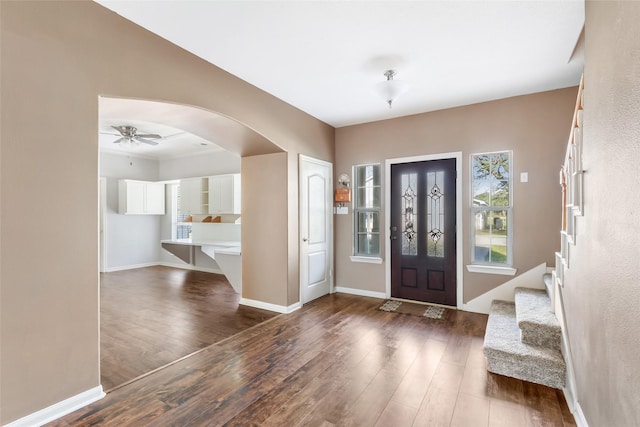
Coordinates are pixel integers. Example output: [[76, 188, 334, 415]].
[[401, 173, 418, 256], [426, 171, 445, 257]]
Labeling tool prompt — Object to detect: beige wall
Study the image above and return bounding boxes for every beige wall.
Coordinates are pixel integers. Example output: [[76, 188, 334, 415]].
[[562, 2, 640, 425], [242, 153, 289, 306], [335, 88, 577, 302], [0, 1, 332, 423]]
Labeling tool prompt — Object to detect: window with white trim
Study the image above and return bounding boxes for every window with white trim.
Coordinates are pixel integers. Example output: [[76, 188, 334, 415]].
[[353, 163, 381, 257], [471, 151, 512, 266], [171, 183, 192, 240]]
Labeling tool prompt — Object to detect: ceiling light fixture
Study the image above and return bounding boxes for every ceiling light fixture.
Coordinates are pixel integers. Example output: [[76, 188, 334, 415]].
[[374, 70, 409, 109]]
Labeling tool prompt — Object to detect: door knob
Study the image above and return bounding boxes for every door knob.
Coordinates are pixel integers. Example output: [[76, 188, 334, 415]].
[[302, 237, 308, 242]]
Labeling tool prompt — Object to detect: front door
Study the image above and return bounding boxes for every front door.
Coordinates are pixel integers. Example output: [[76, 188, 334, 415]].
[[390, 159, 456, 306], [299, 155, 333, 304]]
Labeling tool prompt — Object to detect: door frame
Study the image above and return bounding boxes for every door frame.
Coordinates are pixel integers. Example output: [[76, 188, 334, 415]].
[[99, 176, 107, 273], [385, 152, 463, 309], [299, 154, 334, 305]]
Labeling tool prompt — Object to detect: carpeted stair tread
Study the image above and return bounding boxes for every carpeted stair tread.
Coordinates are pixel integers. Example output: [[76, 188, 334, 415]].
[[484, 300, 565, 389], [515, 287, 561, 350]]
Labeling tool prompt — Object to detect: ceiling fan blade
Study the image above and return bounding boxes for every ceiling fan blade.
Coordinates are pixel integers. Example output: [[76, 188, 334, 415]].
[[111, 125, 128, 135], [135, 137, 159, 146], [112, 137, 125, 144], [135, 133, 162, 139]]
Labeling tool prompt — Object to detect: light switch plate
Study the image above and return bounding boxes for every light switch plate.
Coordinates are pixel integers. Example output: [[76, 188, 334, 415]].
[[520, 172, 529, 183]]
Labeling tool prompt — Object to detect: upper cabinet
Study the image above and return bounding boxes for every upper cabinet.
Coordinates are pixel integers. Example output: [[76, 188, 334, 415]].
[[209, 174, 241, 214], [119, 180, 165, 215], [180, 177, 209, 214], [180, 174, 241, 215]]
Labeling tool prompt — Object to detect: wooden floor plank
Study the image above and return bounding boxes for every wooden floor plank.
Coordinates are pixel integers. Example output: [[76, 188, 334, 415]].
[[375, 401, 419, 427], [100, 266, 278, 391], [451, 392, 490, 427], [489, 399, 528, 427], [48, 293, 575, 427]]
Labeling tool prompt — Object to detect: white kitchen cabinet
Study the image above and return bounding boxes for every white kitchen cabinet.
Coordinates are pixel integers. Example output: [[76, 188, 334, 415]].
[[119, 180, 165, 215], [145, 182, 166, 214], [208, 174, 241, 214], [179, 177, 208, 214]]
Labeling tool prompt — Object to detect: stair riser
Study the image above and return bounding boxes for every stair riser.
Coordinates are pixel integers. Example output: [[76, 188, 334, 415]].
[[484, 300, 566, 390], [520, 325, 562, 350], [486, 354, 566, 389]]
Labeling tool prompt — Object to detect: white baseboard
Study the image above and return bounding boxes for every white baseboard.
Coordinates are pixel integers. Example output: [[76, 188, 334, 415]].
[[335, 286, 386, 300], [239, 298, 300, 314], [462, 263, 548, 314], [103, 262, 158, 272], [572, 401, 589, 427], [103, 262, 223, 275], [4, 385, 105, 427], [158, 262, 222, 275]]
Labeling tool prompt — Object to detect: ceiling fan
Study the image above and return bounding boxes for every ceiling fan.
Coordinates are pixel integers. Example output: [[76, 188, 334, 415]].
[[109, 125, 162, 146]]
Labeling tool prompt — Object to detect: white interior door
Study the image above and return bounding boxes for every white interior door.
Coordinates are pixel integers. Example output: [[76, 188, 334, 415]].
[[300, 155, 333, 304]]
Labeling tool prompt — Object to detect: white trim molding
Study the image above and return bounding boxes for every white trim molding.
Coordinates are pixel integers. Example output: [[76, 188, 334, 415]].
[[462, 263, 546, 314], [239, 298, 300, 314], [349, 256, 383, 264], [384, 152, 464, 309], [335, 286, 386, 300], [572, 402, 589, 427], [158, 262, 222, 275], [4, 386, 105, 427], [105, 262, 223, 275], [466, 264, 517, 276], [103, 262, 159, 272]]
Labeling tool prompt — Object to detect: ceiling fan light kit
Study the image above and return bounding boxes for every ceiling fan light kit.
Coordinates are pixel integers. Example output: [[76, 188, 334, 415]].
[[111, 125, 162, 146], [374, 69, 409, 109]]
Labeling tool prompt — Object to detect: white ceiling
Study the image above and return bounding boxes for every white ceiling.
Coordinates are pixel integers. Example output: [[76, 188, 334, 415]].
[[99, 99, 227, 160], [99, 97, 280, 160], [99, 119, 224, 160], [95, 0, 584, 128]]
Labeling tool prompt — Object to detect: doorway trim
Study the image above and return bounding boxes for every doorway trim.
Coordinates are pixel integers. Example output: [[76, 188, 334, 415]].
[[385, 152, 463, 309], [99, 177, 107, 273]]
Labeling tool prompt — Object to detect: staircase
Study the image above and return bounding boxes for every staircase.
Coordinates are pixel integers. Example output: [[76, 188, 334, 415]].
[[483, 274, 566, 389]]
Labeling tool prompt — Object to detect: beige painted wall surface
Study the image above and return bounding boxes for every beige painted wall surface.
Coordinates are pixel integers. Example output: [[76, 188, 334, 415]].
[[0, 1, 332, 423], [335, 88, 577, 302], [562, 2, 640, 425], [242, 153, 289, 306]]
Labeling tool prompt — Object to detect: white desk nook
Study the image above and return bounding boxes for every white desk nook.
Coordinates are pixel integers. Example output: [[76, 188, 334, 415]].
[[161, 222, 242, 294]]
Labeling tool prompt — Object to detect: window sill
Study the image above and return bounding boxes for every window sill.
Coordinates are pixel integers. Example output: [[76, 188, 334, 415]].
[[466, 265, 517, 276], [350, 256, 383, 264]]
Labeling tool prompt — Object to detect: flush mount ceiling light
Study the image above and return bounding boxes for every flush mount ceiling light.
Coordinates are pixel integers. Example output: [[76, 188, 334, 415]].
[[374, 70, 409, 109]]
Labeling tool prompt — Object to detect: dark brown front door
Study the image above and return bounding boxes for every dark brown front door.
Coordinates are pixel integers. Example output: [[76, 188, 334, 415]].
[[390, 159, 456, 306]]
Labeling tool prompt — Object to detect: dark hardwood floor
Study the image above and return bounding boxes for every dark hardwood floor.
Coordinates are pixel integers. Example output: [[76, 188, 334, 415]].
[[100, 266, 278, 391], [53, 292, 575, 426]]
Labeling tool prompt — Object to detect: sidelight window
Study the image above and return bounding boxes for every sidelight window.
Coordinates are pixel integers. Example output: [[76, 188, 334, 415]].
[[353, 164, 381, 258], [470, 151, 512, 266]]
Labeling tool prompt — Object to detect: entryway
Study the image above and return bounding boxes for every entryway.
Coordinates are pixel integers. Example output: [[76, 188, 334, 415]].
[[386, 153, 462, 308]]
